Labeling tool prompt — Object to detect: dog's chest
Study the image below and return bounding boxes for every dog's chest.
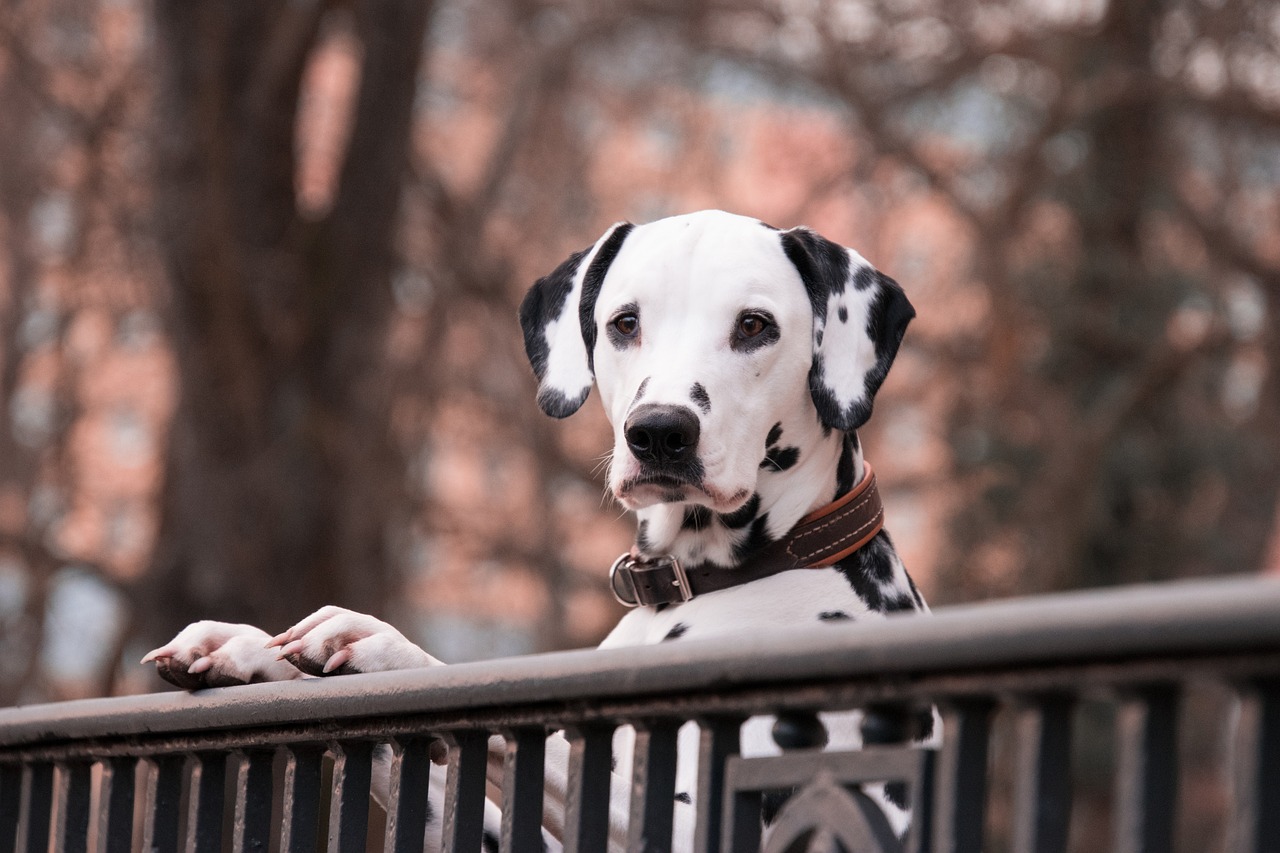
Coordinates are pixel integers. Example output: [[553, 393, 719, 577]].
[[598, 567, 875, 649]]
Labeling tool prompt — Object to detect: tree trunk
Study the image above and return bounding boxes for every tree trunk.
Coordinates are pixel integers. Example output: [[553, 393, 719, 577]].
[[139, 0, 432, 646]]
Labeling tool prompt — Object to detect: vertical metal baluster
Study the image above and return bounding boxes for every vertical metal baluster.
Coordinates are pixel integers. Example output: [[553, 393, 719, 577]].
[[142, 756, 183, 853], [1010, 694, 1074, 853], [383, 739, 433, 853], [692, 716, 741, 853], [440, 731, 488, 853], [0, 765, 22, 853], [18, 762, 53, 853], [327, 741, 373, 853], [627, 719, 680, 853], [1112, 685, 1179, 853], [561, 724, 613, 853], [53, 761, 91, 853], [184, 752, 226, 853], [927, 700, 993, 853], [499, 728, 545, 853], [96, 757, 136, 853], [1231, 679, 1280, 853], [279, 746, 324, 853], [232, 750, 274, 853]]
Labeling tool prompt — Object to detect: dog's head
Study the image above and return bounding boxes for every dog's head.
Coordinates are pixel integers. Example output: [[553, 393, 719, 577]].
[[519, 210, 913, 514]]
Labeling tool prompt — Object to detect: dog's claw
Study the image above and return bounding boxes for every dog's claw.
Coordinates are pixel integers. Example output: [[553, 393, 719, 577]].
[[322, 647, 352, 674]]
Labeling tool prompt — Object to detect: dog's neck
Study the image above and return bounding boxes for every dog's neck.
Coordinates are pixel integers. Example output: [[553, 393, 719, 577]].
[[632, 416, 863, 570]]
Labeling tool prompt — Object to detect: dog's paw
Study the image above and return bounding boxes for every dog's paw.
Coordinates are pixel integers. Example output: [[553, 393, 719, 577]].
[[266, 606, 440, 676], [142, 621, 305, 690]]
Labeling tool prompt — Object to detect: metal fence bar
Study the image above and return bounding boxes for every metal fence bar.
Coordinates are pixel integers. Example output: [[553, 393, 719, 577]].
[[141, 755, 183, 853], [0, 765, 20, 853], [96, 757, 135, 853], [327, 741, 373, 853], [232, 750, 274, 853], [927, 700, 992, 853], [627, 719, 680, 853], [1231, 679, 1280, 853], [692, 715, 741, 853], [383, 738, 433, 853], [19, 762, 53, 853], [1011, 694, 1074, 853], [53, 761, 91, 853], [279, 745, 323, 853], [184, 752, 226, 853], [1112, 685, 1179, 853], [440, 731, 487, 853], [498, 728, 545, 853], [560, 724, 613, 853]]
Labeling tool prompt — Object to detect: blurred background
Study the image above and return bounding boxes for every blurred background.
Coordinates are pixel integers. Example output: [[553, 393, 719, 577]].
[[0, 0, 1277, 703]]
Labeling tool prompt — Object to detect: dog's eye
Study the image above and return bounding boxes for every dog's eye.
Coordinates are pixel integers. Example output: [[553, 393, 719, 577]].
[[737, 313, 770, 338], [612, 313, 639, 338]]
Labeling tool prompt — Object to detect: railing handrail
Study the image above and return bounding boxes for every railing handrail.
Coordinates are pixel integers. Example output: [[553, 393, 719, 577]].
[[1, 574, 1278, 750]]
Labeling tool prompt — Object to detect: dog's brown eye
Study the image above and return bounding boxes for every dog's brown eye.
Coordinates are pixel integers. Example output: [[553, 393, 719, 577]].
[[612, 313, 639, 338], [738, 314, 768, 338]]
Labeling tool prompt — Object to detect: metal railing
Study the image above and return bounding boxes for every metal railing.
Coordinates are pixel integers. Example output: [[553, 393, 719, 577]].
[[1, 576, 1279, 852]]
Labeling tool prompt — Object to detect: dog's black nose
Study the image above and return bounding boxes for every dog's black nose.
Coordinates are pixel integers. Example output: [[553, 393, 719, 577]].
[[625, 404, 700, 464]]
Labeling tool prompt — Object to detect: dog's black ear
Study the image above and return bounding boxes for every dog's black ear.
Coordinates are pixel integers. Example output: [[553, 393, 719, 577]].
[[781, 227, 915, 431], [519, 222, 634, 417]]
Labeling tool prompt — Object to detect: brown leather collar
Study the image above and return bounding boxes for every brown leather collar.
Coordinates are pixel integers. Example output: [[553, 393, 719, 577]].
[[609, 463, 885, 608]]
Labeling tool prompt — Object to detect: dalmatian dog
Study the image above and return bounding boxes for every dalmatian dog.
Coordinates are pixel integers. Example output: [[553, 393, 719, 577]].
[[143, 209, 926, 850]]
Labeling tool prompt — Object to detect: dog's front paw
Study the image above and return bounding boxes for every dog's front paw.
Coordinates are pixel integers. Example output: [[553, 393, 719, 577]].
[[267, 606, 440, 676], [142, 621, 305, 690]]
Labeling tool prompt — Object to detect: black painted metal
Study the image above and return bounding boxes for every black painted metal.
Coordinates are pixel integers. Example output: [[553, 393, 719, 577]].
[[279, 746, 323, 853], [233, 750, 274, 853], [141, 755, 182, 853], [53, 761, 90, 853], [926, 700, 991, 853], [499, 728, 546, 853], [1232, 679, 1280, 852], [186, 752, 226, 853], [0, 764, 19, 853], [1112, 686, 1179, 853], [97, 757, 135, 853], [627, 719, 680, 853], [20, 762, 52, 853], [384, 738, 433, 853], [440, 731, 487, 853], [328, 741, 373, 853], [1010, 694, 1074, 853], [0, 578, 1278, 852], [561, 724, 613, 853]]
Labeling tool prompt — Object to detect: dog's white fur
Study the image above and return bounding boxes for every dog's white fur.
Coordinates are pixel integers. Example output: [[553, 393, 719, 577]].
[[144, 210, 925, 852]]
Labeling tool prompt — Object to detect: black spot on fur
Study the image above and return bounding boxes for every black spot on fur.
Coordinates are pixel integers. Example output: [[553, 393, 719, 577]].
[[631, 377, 650, 409], [884, 591, 919, 613], [653, 602, 670, 613], [836, 433, 858, 498], [766, 423, 783, 447], [719, 493, 760, 529], [780, 228, 851, 317], [663, 622, 689, 641], [819, 610, 853, 621], [761, 445, 800, 472], [734, 513, 774, 560], [690, 383, 711, 414], [838, 305, 849, 322], [833, 531, 901, 612], [578, 223, 635, 373], [636, 519, 652, 553], [674, 791, 692, 804], [683, 506, 712, 530], [482, 830, 500, 853], [884, 781, 909, 810], [519, 248, 587, 383]]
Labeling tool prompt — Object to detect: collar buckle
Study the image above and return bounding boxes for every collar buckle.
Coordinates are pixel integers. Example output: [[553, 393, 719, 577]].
[[610, 553, 693, 608]]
